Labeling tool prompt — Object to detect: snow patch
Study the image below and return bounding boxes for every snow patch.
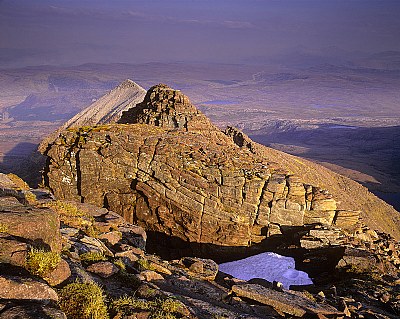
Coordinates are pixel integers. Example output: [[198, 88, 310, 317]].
[[219, 252, 313, 289]]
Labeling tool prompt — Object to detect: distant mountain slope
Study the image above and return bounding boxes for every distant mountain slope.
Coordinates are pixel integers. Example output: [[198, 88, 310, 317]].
[[39, 79, 146, 152], [225, 127, 400, 239]]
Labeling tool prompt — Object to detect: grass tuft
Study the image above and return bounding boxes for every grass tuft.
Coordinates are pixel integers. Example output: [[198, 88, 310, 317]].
[[80, 251, 107, 263], [137, 258, 156, 271], [0, 223, 8, 233], [110, 295, 183, 319], [113, 258, 126, 271], [26, 248, 61, 278], [44, 200, 98, 237], [58, 281, 109, 319]]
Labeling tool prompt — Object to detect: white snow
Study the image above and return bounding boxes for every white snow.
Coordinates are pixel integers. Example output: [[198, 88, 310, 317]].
[[219, 252, 313, 289]]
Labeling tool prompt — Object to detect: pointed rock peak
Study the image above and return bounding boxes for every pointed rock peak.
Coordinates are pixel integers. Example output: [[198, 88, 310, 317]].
[[118, 84, 222, 137], [116, 79, 141, 90], [38, 80, 146, 153]]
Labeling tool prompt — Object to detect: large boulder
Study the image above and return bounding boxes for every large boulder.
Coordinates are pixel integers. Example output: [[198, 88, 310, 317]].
[[43, 84, 398, 250], [0, 202, 61, 252], [0, 275, 58, 302]]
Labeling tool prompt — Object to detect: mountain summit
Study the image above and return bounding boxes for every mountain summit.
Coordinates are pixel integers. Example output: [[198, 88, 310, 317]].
[[118, 83, 224, 139]]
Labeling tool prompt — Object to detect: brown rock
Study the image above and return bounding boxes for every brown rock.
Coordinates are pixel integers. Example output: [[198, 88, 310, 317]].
[[45, 259, 71, 286], [86, 261, 119, 278], [232, 284, 342, 317], [43, 83, 400, 249], [336, 247, 377, 271], [98, 231, 122, 246], [0, 304, 67, 319], [0, 204, 61, 252], [0, 275, 58, 301], [119, 84, 222, 140], [115, 250, 139, 267], [0, 173, 36, 205], [333, 210, 360, 231], [0, 234, 29, 267], [119, 225, 147, 250], [146, 260, 172, 275], [304, 210, 336, 225], [311, 198, 337, 211], [138, 270, 164, 282], [180, 257, 218, 281]]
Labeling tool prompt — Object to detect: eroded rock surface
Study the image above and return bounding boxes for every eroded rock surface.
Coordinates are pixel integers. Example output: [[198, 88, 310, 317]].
[[44, 84, 368, 251]]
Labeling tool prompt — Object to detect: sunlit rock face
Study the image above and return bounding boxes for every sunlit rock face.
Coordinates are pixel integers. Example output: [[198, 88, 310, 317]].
[[44, 84, 362, 250]]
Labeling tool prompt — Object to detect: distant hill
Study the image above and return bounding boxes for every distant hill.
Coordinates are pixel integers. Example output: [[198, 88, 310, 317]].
[[39, 79, 146, 152]]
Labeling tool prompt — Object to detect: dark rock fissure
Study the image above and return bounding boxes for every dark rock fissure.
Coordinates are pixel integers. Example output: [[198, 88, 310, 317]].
[[75, 150, 84, 203]]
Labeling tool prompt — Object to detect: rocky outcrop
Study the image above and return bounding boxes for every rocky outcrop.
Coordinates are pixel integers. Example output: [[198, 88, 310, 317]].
[[38, 79, 146, 153], [43, 84, 373, 253], [0, 174, 60, 253], [231, 283, 343, 317], [224, 126, 400, 240], [118, 83, 224, 139]]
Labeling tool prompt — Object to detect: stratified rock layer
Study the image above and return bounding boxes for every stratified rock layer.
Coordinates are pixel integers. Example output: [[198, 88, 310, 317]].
[[43, 84, 378, 248], [224, 126, 400, 239]]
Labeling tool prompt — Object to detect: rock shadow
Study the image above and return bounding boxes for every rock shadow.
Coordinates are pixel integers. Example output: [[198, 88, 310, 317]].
[[145, 228, 345, 278], [0, 142, 45, 187]]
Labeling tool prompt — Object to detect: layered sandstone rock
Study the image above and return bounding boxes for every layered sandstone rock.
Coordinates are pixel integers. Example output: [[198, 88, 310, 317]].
[[43, 84, 371, 249], [224, 126, 400, 239]]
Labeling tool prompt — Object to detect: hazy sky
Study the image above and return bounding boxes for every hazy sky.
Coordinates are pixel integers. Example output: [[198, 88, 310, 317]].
[[1, 0, 400, 67]]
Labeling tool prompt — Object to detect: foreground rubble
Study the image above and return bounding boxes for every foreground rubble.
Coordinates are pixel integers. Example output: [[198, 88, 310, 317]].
[[0, 173, 399, 319]]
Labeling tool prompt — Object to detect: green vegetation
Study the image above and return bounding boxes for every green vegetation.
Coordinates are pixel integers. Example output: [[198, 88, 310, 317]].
[[46, 200, 86, 217], [58, 281, 109, 319], [301, 290, 316, 302], [113, 258, 126, 270], [44, 200, 98, 237], [23, 191, 37, 204], [118, 270, 141, 287], [111, 295, 151, 311], [0, 223, 8, 233], [80, 251, 107, 263], [111, 295, 183, 319], [26, 248, 61, 278], [137, 258, 157, 271], [115, 259, 141, 287]]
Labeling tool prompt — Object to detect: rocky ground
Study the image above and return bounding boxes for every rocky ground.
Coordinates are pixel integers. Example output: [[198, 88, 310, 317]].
[[1, 173, 400, 319], [1, 83, 400, 318]]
